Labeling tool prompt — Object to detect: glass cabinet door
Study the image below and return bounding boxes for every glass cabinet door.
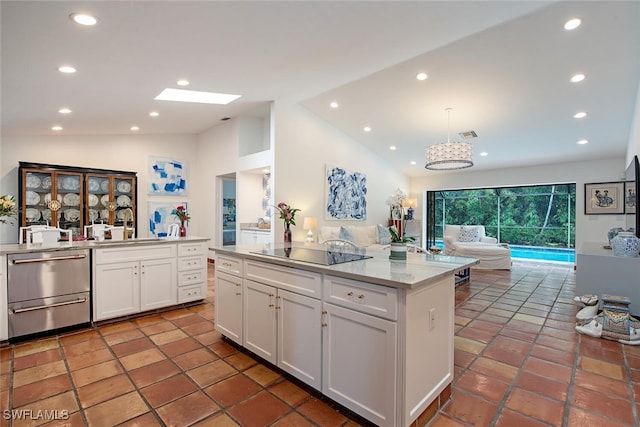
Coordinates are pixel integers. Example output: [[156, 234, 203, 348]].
[[113, 176, 135, 227], [22, 169, 53, 226], [86, 174, 112, 225], [55, 171, 83, 236]]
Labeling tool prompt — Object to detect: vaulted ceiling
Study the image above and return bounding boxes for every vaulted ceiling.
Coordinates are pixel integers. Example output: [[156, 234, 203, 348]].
[[2, 1, 639, 176]]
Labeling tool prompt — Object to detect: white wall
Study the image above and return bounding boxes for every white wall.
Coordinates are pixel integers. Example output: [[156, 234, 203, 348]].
[[272, 101, 410, 242], [410, 156, 628, 251], [627, 82, 640, 167], [0, 133, 197, 244]]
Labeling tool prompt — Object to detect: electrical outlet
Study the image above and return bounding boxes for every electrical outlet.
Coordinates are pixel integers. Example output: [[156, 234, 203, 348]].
[[429, 308, 436, 330]]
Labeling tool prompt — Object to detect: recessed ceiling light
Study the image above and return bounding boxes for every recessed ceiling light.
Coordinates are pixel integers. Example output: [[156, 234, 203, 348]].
[[570, 74, 585, 83], [58, 108, 72, 114], [574, 111, 587, 119], [410, 161, 417, 165], [70, 13, 97, 26], [177, 79, 190, 86], [51, 125, 63, 131], [363, 126, 371, 132], [416, 72, 428, 81], [564, 18, 581, 31], [58, 65, 76, 74], [389, 146, 397, 151], [149, 111, 159, 117], [154, 88, 241, 105], [130, 126, 140, 131], [330, 101, 339, 109], [577, 139, 589, 145], [480, 152, 489, 157]]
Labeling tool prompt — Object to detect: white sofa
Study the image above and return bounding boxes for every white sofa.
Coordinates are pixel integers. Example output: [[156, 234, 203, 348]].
[[318, 224, 393, 249], [443, 225, 511, 270]]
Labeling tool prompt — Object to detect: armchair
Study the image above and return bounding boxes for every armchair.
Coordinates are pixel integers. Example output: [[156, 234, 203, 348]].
[[443, 225, 511, 270]]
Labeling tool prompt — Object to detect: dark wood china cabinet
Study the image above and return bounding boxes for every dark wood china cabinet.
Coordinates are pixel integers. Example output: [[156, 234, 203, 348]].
[[18, 162, 137, 238]]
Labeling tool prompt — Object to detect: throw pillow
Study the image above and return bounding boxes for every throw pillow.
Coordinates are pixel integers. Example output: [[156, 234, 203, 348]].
[[377, 224, 392, 245], [458, 226, 481, 242], [339, 226, 357, 245]]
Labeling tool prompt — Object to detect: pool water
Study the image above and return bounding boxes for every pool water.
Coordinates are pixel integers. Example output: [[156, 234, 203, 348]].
[[434, 242, 575, 263]]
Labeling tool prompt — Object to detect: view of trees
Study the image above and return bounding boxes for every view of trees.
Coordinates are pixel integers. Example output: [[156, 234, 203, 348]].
[[432, 184, 576, 248]]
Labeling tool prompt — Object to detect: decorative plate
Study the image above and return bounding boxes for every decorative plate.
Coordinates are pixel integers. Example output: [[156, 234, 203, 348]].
[[116, 195, 131, 207], [61, 176, 80, 190], [63, 193, 80, 206], [26, 175, 41, 189], [100, 194, 111, 207], [116, 210, 126, 220], [100, 209, 109, 219], [88, 178, 100, 192], [42, 210, 52, 221], [88, 194, 99, 207], [65, 208, 80, 221], [100, 180, 109, 192], [25, 208, 40, 222], [41, 176, 52, 189], [26, 191, 40, 205], [89, 209, 99, 222], [116, 181, 132, 193]]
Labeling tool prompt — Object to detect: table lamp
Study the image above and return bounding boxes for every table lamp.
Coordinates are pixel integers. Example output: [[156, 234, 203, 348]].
[[404, 198, 417, 220], [303, 217, 318, 243]]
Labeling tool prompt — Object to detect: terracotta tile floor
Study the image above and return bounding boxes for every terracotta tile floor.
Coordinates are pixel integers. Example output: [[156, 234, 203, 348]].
[[1, 261, 638, 426]]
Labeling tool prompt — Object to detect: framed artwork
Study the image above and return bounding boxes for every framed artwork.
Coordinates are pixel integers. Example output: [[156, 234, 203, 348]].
[[584, 182, 624, 215], [325, 165, 367, 220], [625, 181, 636, 214], [148, 201, 187, 237], [148, 156, 187, 195]]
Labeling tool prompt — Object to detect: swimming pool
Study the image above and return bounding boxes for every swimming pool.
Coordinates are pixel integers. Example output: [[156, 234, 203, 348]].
[[509, 245, 575, 263], [434, 242, 575, 263]]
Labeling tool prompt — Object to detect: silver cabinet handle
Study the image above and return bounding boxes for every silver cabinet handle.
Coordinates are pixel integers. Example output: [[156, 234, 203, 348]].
[[12, 297, 87, 314], [12, 254, 86, 264]]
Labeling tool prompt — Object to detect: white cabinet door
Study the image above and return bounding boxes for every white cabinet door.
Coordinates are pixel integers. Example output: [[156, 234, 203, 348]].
[[94, 261, 139, 321], [141, 258, 177, 311], [277, 288, 322, 389], [243, 279, 276, 364], [215, 271, 243, 344], [322, 302, 397, 427]]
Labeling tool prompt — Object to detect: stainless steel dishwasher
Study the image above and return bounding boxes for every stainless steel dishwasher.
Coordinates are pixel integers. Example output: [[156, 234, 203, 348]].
[[7, 248, 90, 339]]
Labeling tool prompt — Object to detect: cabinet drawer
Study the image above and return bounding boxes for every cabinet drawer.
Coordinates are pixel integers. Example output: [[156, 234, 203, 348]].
[[178, 269, 206, 286], [178, 256, 206, 271], [95, 244, 177, 264], [216, 255, 243, 276], [245, 260, 321, 298], [178, 242, 207, 257], [178, 284, 204, 303], [324, 275, 398, 321]]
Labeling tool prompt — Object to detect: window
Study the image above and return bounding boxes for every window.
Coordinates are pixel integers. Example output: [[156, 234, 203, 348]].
[[429, 184, 576, 249]]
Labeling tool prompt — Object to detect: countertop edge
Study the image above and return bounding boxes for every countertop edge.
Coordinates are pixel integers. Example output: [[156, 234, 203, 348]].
[[0, 236, 210, 255]]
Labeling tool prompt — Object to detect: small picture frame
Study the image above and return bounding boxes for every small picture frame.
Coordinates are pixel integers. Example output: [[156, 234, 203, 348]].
[[584, 181, 624, 215], [625, 181, 636, 214]]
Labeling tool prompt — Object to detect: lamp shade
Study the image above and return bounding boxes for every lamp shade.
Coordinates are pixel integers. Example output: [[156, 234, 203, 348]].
[[425, 141, 473, 170], [403, 198, 417, 208], [303, 217, 317, 230]]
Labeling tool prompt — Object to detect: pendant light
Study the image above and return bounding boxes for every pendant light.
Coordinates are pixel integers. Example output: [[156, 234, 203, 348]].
[[425, 108, 473, 170]]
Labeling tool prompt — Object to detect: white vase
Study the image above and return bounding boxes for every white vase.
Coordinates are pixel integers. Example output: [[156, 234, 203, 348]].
[[389, 242, 407, 260], [611, 232, 639, 257]]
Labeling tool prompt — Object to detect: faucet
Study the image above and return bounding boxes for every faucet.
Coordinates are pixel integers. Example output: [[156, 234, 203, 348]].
[[121, 208, 134, 240]]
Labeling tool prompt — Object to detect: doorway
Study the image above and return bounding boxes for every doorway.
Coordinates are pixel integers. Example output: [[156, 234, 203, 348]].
[[222, 177, 236, 246]]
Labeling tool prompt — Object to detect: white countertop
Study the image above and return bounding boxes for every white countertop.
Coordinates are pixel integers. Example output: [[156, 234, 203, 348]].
[[213, 243, 477, 290], [0, 236, 209, 255]]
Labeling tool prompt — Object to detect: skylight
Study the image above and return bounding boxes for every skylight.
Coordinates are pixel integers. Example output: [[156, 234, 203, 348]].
[[154, 88, 241, 105]]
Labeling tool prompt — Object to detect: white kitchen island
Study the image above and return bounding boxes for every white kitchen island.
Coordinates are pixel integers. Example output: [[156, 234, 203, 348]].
[[213, 243, 476, 427]]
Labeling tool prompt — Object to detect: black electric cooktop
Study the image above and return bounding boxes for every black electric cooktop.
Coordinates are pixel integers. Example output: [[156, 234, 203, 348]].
[[252, 247, 372, 266]]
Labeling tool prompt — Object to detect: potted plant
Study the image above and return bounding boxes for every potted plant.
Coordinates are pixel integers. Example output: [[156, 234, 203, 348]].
[[388, 226, 414, 260]]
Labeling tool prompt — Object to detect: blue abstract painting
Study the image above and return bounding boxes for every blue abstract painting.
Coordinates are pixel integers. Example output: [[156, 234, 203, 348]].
[[148, 157, 187, 195], [325, 165, 367, 220], [148, 201, 188, 237]]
